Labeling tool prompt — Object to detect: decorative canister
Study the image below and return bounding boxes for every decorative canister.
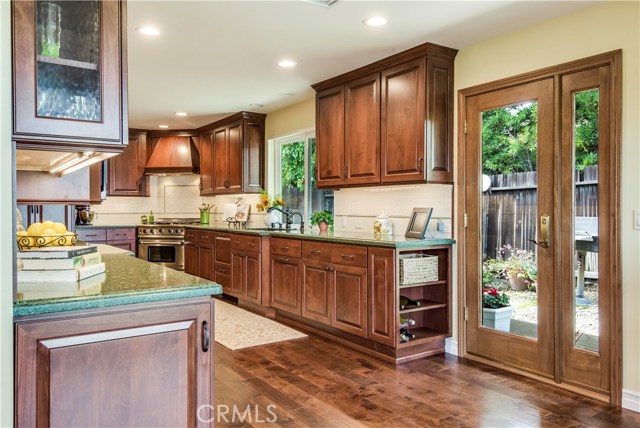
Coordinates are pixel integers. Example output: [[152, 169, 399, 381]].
[[373, 212, 393, 236]]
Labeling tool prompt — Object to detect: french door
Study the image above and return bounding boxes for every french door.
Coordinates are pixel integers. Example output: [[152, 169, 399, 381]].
[[461, 52, 621, 402]]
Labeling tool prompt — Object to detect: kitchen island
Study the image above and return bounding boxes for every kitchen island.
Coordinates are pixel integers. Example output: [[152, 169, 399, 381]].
[[14, 251, 222, 427], [185, 224, 454, 363]]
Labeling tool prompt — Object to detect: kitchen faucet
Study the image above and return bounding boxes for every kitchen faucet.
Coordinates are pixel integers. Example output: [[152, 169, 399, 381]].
[[266, 206, 304, 231]]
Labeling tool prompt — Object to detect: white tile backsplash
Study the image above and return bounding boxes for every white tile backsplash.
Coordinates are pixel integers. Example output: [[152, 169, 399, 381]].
[[92, 175, 453, 237]]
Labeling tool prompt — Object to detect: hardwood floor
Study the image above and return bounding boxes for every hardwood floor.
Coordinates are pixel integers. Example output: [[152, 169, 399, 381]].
[[214, 336, 640, 427]]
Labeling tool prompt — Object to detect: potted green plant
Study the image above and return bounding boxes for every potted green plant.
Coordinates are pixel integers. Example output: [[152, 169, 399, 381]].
[[482, 287, 512, 332], [497, 244, 537, 291], [309, 210, 333, 232]]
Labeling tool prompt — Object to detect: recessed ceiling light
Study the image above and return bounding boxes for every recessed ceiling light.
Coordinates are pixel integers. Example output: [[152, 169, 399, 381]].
[[138, 26, 160, 36], [363, 16, 387, 27], [158, 125, 169, 129], [278, 59, 297, 68], [175, 112, 188, 116], [279, 92, 295, 97], [249, 103, 264, 108]]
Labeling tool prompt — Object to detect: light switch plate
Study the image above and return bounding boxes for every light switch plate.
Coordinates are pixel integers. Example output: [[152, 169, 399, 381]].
[[634, 209, 640, 230]]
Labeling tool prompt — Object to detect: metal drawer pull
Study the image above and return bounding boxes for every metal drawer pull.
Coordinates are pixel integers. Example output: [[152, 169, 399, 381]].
[[341, 254, 355, 260], [202, 321, 210, 352], [248, 242, 256, 247], [280, 246, 289, 251], [325, 266, 334, 272], [232, 241, 240, 245], [310, 250, 321, 255], [278, 257, 290, 262]]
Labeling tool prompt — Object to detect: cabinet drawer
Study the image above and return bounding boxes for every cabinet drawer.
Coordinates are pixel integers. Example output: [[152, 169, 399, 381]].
[[271, 238, 301, 257], [301, 241, 332, 262], [185, 229, 213, 244], [231, 234, 261, 252], [331, 244, 367, 268], [77, 228, 107, 242], [106, 228, 135, 242]]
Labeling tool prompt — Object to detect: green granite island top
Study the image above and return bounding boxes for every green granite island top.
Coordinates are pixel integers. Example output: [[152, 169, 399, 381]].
[[187, 224, 454, 248], [14, 253, 222, 317]]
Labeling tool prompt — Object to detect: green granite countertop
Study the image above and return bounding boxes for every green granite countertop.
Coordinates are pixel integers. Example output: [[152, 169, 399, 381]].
[[187, 224, 454, 248], [76, 224, 137, 229], [14, 253, 222, 317]]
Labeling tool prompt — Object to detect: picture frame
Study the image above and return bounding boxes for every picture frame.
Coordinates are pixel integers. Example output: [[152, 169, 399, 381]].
[[405, 207, 434, 239]]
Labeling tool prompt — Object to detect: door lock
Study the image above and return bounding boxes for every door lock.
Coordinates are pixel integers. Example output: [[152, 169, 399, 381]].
[[529, 214, 550, 248]]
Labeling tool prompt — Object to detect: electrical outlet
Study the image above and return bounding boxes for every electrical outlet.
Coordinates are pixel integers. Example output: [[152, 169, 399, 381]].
[[634, 209, 640, 230], [437, 219, 445, 232]]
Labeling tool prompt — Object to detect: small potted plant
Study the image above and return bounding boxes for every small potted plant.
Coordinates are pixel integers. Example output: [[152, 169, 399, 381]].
[[482, 287, 512, 332], [309, 210, 333, 232], [497, 244, 537, 291]]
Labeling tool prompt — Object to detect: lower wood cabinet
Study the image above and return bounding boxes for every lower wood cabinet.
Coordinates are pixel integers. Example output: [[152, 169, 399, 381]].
[[15, 299, 214, 427], [367, 247, 396, 346], [270, 254, 301, 315], [301, 259, 333, 325], [332, 264, 368, 338], [231, 250, 262, 303], [185, 242, 214, 281], [214, 263, 231, 291], [77, 227, 137, 255]]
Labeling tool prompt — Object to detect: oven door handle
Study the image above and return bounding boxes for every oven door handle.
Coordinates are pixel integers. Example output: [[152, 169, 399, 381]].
[[138, 240, 184, 245]]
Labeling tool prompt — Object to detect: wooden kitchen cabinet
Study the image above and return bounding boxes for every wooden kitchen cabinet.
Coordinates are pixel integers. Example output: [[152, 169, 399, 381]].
[[15, 299, 214, 427], [312, 42, 456, 188], [77, 227, 136, 255], [108, 130, 149, 196], [199, 112, 265, 196], [332, 263, 368, 338], [12, 0, 128, 150], [301, 258, 333, 325], [368, 247, 396, 346], [213, 232, 231, 291], [184, 230, 215, 281], [270, 254, 302, 315], [231, 249, 262, 303]]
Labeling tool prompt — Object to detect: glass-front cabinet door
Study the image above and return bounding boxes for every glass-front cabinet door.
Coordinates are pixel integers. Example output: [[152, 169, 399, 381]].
[[13, 0, 127, 147]]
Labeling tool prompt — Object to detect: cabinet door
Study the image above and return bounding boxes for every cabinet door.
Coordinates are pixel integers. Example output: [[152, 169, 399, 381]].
[[214, 263, 232, 292], [199, 244, 214, 281], [199, 132, 214, 195], [270, 255, 301, 315], [243, 118, 265, 193], [332, 264, 368, 338], [15, 300, 213, 428], [425, 55, 454, 183], [345, 73, 381, 185], [213, 127, 229, 193], [13, 0, 126, 146], [230, 250, 246, 296], [368, 247, 396, 346], [244, 251, 262, 303], [184, 243, 199, 276], [108, 132, 148, 196], [381, 58, 426, 183], [214, 233, 231, 265], [226, 121, 243, 193], [108, 241, 136, 254], [301, 259, 332, 325], [316, 85, 346, 187]]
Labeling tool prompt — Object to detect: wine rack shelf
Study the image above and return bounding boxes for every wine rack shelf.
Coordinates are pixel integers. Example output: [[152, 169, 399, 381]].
[[398, 327, 447, 348], [399, 279, 446, 289], [399, 299, 446, 314]]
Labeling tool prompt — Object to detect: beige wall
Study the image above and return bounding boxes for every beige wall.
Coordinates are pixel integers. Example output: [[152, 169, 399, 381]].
[[454, 0, 640, 402], [265, 98, 315, 141], [0, 0, 14, 424]]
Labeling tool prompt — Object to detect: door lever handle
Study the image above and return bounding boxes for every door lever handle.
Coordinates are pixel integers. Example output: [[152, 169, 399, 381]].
[[530, 214, 550, 248]]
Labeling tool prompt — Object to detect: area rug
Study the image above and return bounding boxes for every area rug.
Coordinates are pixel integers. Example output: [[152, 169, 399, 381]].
[[214, 299, 307, 350]]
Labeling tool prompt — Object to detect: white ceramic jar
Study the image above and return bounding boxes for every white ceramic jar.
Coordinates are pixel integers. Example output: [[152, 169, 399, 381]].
[[374, 212, 393, 236]]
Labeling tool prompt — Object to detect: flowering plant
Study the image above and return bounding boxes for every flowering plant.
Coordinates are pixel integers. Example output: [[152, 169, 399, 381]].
[[255, 188, 284, 213], [482, 287, 511, 309], [498, 244, 537, 287]]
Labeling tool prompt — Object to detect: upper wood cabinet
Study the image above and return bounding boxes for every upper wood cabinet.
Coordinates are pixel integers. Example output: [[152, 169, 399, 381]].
[[312, 42, 457, 188], [12, 0, 128, 151], [198, 112, 265, 196], [107, 130, 149, 197]]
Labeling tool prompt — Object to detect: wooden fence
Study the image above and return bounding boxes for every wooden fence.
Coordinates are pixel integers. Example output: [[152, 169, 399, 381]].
[[482, 165, 598, 272]]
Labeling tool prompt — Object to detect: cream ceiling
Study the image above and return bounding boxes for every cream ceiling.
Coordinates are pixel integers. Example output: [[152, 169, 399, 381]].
[[127, 0, 601, 129]]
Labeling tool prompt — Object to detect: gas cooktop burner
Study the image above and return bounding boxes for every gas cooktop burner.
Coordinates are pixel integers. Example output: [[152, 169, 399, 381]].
[[148, 218, 200, 225]]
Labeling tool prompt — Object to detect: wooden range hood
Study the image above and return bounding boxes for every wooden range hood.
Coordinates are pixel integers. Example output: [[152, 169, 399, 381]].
[[144, 136, 200, 175]]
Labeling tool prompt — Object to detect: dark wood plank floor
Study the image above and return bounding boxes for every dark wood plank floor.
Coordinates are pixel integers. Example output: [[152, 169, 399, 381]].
[[214, 335, 640, 427]]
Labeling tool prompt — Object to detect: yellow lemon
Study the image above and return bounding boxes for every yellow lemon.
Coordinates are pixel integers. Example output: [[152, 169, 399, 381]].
[[27, 222, 43, 236], [42, 228, 56, 235], [52, 222, 67, 234], [17, 230, 28, 237], [42, 220, 55, 229]]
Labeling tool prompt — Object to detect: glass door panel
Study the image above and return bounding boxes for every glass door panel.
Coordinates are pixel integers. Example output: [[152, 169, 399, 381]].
[[36, 0, 101, 121], [572, 89, 599, 352], [481, 102, 539, 340]]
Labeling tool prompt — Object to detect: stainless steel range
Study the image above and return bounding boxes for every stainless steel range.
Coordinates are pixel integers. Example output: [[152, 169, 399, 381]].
[[137, 218, 200, 271]]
